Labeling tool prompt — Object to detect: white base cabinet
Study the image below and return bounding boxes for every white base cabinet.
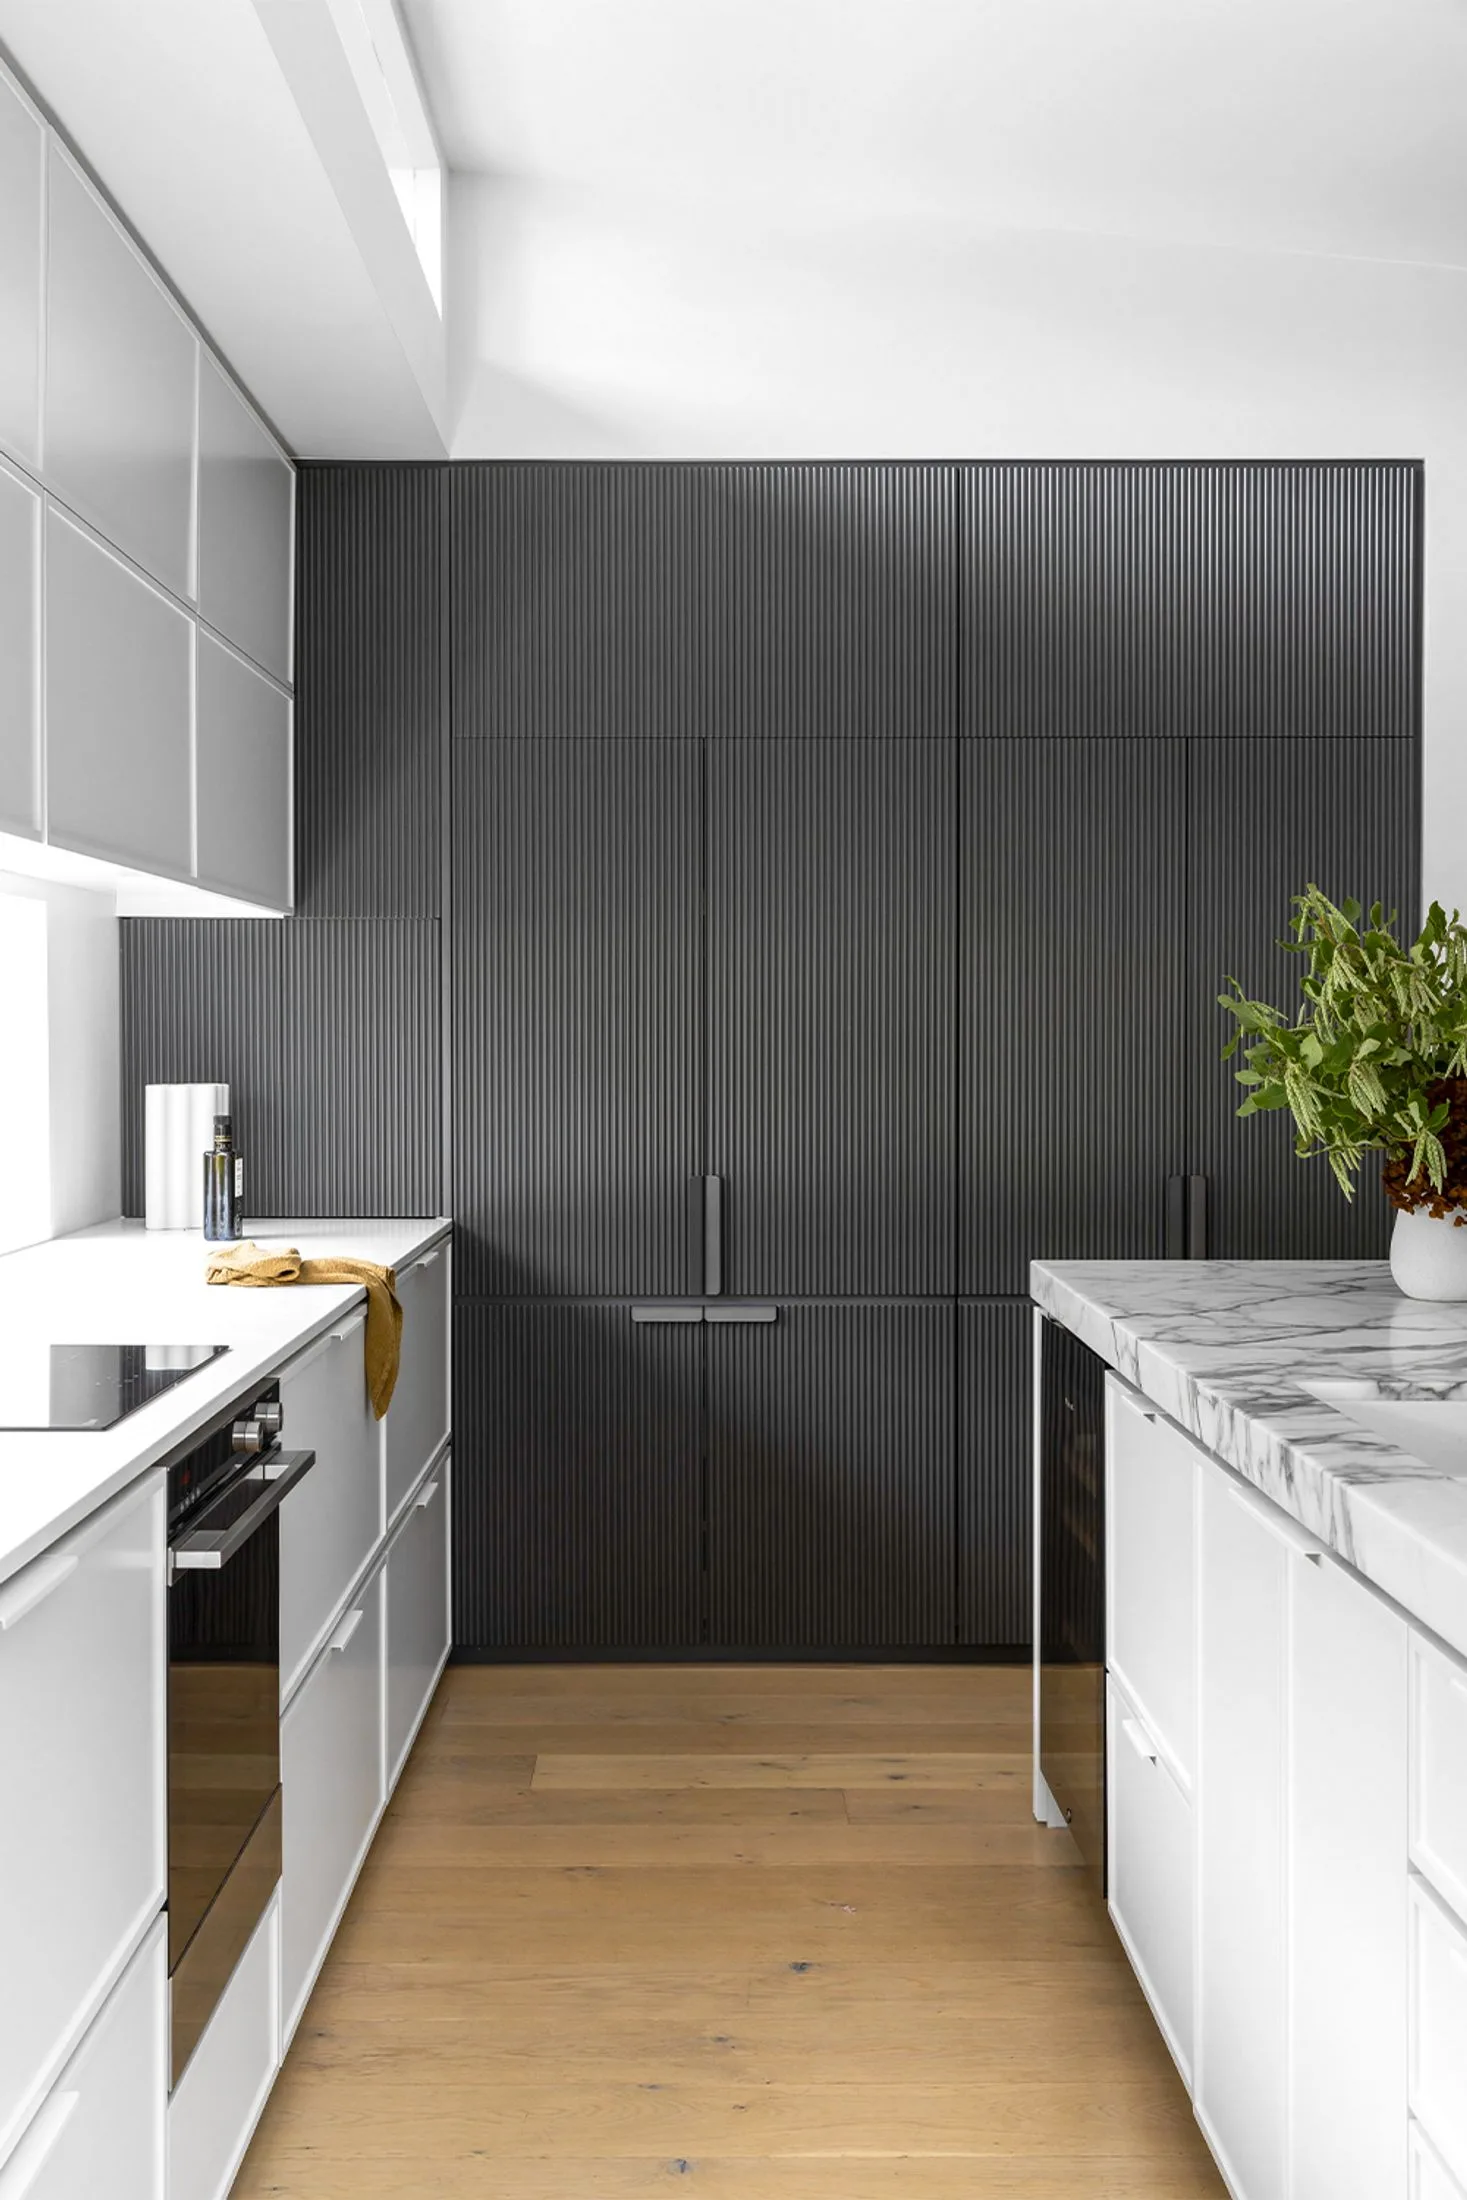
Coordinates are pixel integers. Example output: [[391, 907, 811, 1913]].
[[279, 1311, 381, 1703], [168, 1896, 280, 2200], [1106, 1672, 1194, 2083], [385, 1453, 452, 1786]]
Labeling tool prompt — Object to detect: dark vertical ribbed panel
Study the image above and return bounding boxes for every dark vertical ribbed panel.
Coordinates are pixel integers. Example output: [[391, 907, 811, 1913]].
[[295, 464, 444, 913], [707, 1303, 954, 1649], [1189, 737, 1420, 1258], [701, 463, 954, 737], [452, 1300, 702, 1649], [962, 462, 1421, 741], [708, 739, 954, 1295], [451, 464, 706, 738], [960, 738, 1189, 1295], [958, 1300, 1033, 1649], [280, 921, 440, 1214], [119, 920, 286, 1215], [452, 739, 702, 1296]]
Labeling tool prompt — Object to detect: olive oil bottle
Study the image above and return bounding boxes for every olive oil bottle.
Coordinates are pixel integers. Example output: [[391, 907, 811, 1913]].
[[202, 1114, 245, 1244]]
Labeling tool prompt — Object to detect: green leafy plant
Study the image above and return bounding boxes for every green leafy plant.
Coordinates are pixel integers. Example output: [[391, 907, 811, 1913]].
[[1220, 888, 1467, 1215]]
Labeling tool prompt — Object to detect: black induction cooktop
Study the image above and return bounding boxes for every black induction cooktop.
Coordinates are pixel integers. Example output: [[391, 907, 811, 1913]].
[[0, 1344, 229, 1431]]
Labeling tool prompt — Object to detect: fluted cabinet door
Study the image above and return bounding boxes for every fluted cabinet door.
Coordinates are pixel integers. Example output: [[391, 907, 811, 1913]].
[[959, 1301, 1033, 1649], [960, 738, 1188, 1295], [1188, 737, 1419, 1258], [708, 738, 954, 1296], [707, 1303, 954, 1650], [453, 738, 702, 1297]]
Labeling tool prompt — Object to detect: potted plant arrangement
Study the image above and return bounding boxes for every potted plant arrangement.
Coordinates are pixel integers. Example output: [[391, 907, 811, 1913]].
[[1221, 887, 1467, 1300]]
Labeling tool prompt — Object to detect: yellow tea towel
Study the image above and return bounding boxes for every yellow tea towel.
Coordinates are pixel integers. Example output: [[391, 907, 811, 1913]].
[[205, 1241, 403, 1418]]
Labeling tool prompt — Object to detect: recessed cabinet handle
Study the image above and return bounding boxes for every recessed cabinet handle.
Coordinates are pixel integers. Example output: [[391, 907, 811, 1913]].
[[704, 1305, 778, 1325], [703, 1176, 724, 1298], [0, 1551, 79, 1633], [414, 1479, 441, 1511], [1121, 1716, 1158, 1766], [0, 2089, 81, 2196], [631, 1306, 705, 1324], [328, 1607, 365, 1656]]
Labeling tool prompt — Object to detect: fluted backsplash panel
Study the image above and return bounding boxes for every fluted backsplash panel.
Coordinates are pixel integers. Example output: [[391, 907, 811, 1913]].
[[959, 1300, 1032, 1649], [706, 1301, 955, 1649], [962, 462, 1421, 742], [708, 738, 955, 1295], [1188, 736, 1420, 1259], [295, 464, 444, 915], [452, 738, 703, 1297]]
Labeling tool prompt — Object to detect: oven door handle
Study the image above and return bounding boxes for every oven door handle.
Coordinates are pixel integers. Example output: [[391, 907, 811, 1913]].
[[171, 1449, 317, 1571]]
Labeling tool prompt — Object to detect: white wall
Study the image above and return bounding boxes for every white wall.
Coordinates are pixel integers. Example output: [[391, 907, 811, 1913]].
[[448, 182, 1465, 910]]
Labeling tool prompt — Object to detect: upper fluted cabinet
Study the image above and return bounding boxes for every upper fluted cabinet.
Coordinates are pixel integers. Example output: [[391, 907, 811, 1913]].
[[450, 462, 955, 739], [960, 461, 1421, 741]]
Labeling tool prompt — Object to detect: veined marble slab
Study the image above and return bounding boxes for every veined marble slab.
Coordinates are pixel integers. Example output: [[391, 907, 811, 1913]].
[[1032, 1258, 1467, 1662]]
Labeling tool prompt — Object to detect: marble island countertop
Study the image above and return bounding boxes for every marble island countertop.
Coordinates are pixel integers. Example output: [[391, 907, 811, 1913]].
[[1032, 1258, 1467, 1661]]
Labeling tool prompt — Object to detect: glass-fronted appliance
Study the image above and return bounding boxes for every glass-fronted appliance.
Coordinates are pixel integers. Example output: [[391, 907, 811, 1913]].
[[1037, 1315, 1107, 1896], [166, 1382, 314, 2084]]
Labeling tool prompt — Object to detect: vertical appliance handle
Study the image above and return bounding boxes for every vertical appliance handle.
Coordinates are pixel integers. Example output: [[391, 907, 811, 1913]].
[[1186, 1174, 1209, 1260], [1164, 1176, 1187, 1259], [703, 1175, 724, 1297]]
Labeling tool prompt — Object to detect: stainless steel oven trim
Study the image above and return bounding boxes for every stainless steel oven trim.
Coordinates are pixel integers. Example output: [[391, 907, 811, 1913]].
[[169, 1448, 316, 1570]]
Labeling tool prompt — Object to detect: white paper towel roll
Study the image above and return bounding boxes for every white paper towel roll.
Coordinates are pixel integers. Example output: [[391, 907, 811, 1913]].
[[145, 1082, 230, 1230]]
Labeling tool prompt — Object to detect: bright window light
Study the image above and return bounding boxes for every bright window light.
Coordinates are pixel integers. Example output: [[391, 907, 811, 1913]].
[[325, 0, 445, 311], [0, 893, 51, 1259]]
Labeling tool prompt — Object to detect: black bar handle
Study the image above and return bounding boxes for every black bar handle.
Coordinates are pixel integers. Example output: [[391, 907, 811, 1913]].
[[703, 1175, 724, 1297], [1187, 1174, 1209, 1260], [1165, 1176, 1187, 1259]]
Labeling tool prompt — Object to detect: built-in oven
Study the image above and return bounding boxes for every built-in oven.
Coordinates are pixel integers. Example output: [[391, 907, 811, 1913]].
[[166, 1381, 314, 2085]]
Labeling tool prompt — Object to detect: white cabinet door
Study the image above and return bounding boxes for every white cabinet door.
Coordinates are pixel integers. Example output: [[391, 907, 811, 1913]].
[[1106, 1674, 1194, 2083], [1290, 1546, 1409, 2200], [0, 1473, 165, 2168], [0, 457, 40, 836], [197, 356, 292, 684], [1106, 1377, 1197, 1782], [385, 1246, 449, 1524], [280, 1566, 384, 2044], [385, 1456, 451, 1788], [3, 1919, 165, 2200], [1196, 1462, 1289, 2200], [167, 1894, 279, 2200], [0, 69, 42, 469], [279, 1314, 381, 1703], [45, 507, 192, 874], [1410, 1875, 1467, 2188], [44, 147, 196, 601], [195, 630, 291, 909], [1411, 1630, 1467, 1927]]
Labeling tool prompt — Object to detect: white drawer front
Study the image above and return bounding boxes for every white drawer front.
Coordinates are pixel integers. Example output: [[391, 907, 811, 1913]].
[[385, 1246, 449, 1525], [167, 1894, 279, 2200], [1105, 1377, 1197, 1783], [279, 1316, 382, 1702], [0, 1917, 165, 2200], [281, 1567, 384, 2042], [1106, 1675, 1193, 2082], [1412, 1631, 1467, 1928], [385, 1457, 451, 1788], [0, 1475, 165, 2165], [1411, 1874, 1467, 2187], [1413, 2121, 1467, 2200]]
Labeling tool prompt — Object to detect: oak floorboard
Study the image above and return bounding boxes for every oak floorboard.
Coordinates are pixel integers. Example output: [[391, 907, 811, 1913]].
[[234, 1665, 1223, 2200]]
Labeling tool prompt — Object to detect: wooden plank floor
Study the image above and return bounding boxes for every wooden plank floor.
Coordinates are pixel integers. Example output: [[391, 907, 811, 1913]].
[[235, 1665, 1225, 2198]]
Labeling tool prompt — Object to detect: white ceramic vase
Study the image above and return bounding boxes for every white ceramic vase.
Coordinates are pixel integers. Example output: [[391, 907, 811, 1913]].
[[1389, 1207, 1467, 1300]]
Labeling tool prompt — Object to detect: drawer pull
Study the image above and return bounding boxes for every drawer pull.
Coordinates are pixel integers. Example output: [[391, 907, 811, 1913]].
[[1121, 1716, 1158, 1766], [0, 1552, 78, 1633], [414, 1479, 441, 1511], [328, 1607, 365, 1656], [0, 2090, 80, 2196]]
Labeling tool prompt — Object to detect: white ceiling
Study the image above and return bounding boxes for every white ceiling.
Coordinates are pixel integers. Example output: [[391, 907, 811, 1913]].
[[404, 0, 1467, 270]]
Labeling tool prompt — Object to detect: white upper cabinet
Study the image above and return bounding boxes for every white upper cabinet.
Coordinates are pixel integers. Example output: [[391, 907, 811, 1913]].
[[195, 631, 291, 907], [44, 147, 197, 604], [45, 507, 192, 874], [0, 458, 40, 837], [0, 72, 42, 469], [197, 357, 293, 682]]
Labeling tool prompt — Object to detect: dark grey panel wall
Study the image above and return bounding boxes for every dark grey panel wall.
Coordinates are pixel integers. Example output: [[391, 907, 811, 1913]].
[[961, 463, 1421, 742], [452, 738, 702, 1297], [959, 1300, 1032, 1648], [960, 738, 1189, 1295], [706, 1303, 955, 1649], [453, 1300, 703, 1649], [296, 465, 444, 915], [1188, 736, 1420, 1258], [120, 919, 440, 1218], [708, 739, 955, 1296], [450, 463, 954, 739]]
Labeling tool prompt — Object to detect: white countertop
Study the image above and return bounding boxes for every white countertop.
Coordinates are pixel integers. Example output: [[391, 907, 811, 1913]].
[[0, 1217, 451, 1589], [1032, 1258, 1467, 1662]]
